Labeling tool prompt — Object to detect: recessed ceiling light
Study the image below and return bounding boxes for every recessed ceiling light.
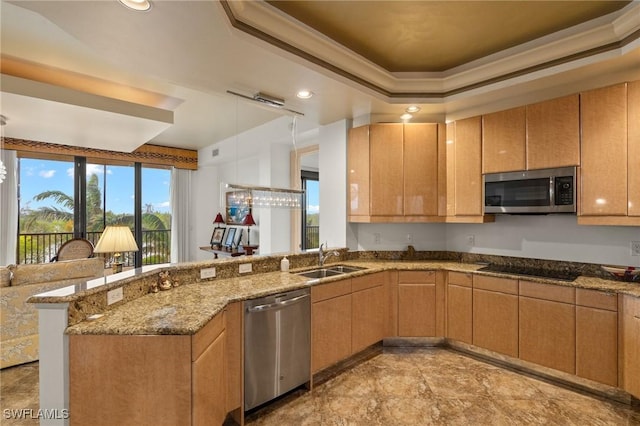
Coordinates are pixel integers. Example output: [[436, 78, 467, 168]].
[[119, 0, 151, 11], [400, 113, 413, 120], [406, 105, 421, 113], [296, 90, 314, 99]]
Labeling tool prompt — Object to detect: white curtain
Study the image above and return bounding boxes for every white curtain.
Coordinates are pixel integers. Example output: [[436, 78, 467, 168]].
[[170, 167, 192, 263], [0, 150, 18, 266]]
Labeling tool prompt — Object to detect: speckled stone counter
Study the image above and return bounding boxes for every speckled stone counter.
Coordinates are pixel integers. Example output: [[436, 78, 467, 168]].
[[52, 258, 640, 337]]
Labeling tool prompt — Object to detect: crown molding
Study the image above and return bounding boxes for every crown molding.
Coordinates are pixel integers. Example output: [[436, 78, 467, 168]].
[[221, 1, 640, 101]]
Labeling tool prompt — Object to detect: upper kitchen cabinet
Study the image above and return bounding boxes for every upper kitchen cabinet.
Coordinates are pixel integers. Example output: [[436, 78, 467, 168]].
[[448, 116, 493, 222], [404, 123, 439, 217], [347, 122, 442, 222], [482, 106, 526, 173], [579, 82, 639, 225], [628, 80, 640, 218], [370, 124, 404, 217], [526, 95, 580, 170], [347, 126, 370, 218]]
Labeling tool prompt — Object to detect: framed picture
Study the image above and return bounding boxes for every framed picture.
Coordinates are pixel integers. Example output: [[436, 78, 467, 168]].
[[226, 191, 252, 225], [224, 227, 237, 248], [210, 227, 226, 246]]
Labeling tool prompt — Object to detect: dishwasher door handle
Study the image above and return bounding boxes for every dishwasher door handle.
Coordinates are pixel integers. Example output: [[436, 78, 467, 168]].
[[246, 294, 309, 313]]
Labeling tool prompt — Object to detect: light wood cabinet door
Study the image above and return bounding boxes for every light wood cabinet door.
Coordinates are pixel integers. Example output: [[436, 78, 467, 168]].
[[581, 83, 628, 215], [447, 284, 472, 344], [621, 295, 640, 398], [454, 116, 483, 216], [352, 285, 386, 353], [526, 94, 580, 170], [312, 293, 352, 373], [398, 283, 437, 337], [519, 297, 575, 374], [193, 331, 226, 426], [347, 125, 370, 217], [69, 335, 192, 426], [576, 306, 617, 386], [225, 302, 242, 416], [482, 106, 526, 173], [628, 80, 640, 216], [370, 123, 404, 216], [404, 123, 438, 216], [473, 288, 518, 357]]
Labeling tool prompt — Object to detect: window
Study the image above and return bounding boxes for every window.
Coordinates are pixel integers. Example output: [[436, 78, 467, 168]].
[[301, 170, 319, 250], [17, 156, 172, 266]]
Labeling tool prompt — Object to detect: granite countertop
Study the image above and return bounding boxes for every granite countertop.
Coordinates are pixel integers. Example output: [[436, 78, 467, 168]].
[[65, 260, 640, 337]]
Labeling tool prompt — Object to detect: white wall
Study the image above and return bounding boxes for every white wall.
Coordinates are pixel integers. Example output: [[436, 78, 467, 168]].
[[445, 215, 640, 266], [319, 119, 349, 250], [351, 215, 639, 266], [190, 164, 219, 261]]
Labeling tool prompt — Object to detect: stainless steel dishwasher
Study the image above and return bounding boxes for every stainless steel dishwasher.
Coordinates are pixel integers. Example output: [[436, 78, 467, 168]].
[[244, 288, 310, 411]]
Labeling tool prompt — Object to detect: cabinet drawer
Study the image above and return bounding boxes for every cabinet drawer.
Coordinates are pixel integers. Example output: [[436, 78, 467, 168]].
[[192, 310, 225, 361], [576, 288, 617, 311], [519, 281, 574, 304], [352, 272, 385, 292], [398, 270, 435, 284], [311, 279, 352, 303], [448, 271, 473, 287], [473, 275, 518, 295]]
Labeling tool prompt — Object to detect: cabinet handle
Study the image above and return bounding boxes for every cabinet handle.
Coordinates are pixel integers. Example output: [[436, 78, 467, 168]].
[[634, 315, 640, 320]]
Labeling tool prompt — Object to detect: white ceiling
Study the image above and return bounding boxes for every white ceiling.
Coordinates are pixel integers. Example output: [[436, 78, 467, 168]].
[[1, 1, 639, 153]]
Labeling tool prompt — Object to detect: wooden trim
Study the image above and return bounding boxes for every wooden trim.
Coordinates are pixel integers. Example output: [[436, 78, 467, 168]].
[[577, 216, 640, 226], [3, 137, 198, 170]]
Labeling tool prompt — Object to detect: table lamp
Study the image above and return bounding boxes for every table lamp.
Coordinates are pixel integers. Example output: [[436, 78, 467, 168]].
[[213, 212, 225, 226], [243, 213, 256, 246], [94, 225, 139, 273]]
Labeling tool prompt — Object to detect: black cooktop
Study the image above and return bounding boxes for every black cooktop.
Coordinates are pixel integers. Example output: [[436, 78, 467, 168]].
[[478, 264, 579, 282]]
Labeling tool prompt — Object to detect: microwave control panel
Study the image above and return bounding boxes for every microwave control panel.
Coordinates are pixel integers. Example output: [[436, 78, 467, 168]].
[[555, 176, 574, 205]]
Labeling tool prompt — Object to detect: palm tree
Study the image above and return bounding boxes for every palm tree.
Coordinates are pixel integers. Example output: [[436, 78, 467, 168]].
[[21, 173, 171, 264]]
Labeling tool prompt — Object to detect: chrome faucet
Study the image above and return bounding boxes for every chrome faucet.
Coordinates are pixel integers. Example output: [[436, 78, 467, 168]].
[[318, 243, 340, 267]]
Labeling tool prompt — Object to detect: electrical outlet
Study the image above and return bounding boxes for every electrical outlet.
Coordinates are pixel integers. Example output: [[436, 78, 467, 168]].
[[406, 234, 413, 243], [466, 235, 475, 246], [632, 241, 640, 256], [200, 267, 216, 279], [239, 263, 252, 274], [374, 233, 381, 244], [107, 287, 123, 305]]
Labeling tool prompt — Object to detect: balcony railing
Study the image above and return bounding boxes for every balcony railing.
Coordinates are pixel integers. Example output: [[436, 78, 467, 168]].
[[304, 225, 319, 250], [17, 230, 171, 266]]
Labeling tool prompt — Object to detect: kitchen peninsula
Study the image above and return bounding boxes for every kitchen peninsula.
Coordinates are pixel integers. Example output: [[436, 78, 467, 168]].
[[29, 250, 640, 425]]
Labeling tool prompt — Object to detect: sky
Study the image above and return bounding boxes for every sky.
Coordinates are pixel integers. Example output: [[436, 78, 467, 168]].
[[19, 158, 171, 214]]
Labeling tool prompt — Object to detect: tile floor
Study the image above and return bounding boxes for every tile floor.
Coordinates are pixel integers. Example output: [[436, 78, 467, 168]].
[[2, 348, 639, 425]]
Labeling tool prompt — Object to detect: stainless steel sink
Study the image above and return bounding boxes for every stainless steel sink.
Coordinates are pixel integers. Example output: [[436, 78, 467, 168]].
[[295, 265, 367, 279], [326, 265, 367, 274], [296, 269, 344, 279]]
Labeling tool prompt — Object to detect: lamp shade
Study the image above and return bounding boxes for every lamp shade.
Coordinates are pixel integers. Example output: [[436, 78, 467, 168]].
[[94, 225, 139, 254], [243, 213, 256, 226], [213, 212, 225, 224]]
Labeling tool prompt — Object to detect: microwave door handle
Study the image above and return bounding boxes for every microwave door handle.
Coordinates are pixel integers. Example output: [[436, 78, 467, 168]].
[[549, 176, 555, 206]]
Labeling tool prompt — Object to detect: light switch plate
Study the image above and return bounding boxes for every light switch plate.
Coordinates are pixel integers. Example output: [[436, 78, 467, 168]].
[[107, 287, 123, 305], [239, 263, 252, 274]]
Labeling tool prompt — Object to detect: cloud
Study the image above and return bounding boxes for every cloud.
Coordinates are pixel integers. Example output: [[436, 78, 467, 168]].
[[39, 170, 56, 178], [66, 164, 113, 178], [157, 201, 170, 208], [307, 204, 319, 213]]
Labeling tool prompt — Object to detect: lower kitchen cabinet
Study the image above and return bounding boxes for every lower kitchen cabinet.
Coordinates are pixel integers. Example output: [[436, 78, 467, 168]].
[[397, 271, 437, 337], [473, 276, 518, 357], [446, 272, 473, 344], [193, 331, 226, 426], [69, 311, 226, 426], [311, 279, 352, 373], [351, 273, 386, 353], [621, 294, 640, 398], [575, 289, 618, 386], [519, 281, 575, 374]]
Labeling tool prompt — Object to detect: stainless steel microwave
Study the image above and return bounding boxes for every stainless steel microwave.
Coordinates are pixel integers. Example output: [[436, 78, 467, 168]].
[[484, 166, 576, 214]]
